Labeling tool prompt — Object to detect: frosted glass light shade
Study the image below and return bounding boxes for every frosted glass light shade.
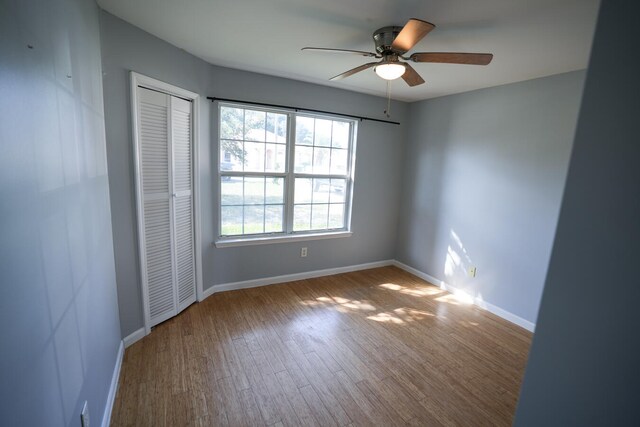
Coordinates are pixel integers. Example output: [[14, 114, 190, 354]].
[[374, 63, 406, 80]]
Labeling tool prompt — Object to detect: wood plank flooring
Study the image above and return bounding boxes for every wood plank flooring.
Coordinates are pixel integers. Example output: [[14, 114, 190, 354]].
[[111, 266, 532, 426]]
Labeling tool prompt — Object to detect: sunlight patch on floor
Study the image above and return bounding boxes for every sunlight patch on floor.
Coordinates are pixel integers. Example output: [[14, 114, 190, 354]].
[[299, 292, 436, 325], [367, 312, 404, 324], [435, 291, 474, 305], [302, 296, 376, 312], [378, 282, 444, 297], [367, 307, 435, 324]]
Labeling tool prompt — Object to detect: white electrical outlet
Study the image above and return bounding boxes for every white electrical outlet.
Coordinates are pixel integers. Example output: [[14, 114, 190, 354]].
[[81, 401, 90, 427], [468, 266, 477, 278], [301, 247, 307, 257]]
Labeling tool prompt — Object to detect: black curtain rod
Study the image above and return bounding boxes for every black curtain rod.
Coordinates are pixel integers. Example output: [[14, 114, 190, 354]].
[[207, 96, 400, 125]]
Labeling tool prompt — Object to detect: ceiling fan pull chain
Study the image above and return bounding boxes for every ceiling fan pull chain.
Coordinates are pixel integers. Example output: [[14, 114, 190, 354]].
[[384, 80, 392, 118]]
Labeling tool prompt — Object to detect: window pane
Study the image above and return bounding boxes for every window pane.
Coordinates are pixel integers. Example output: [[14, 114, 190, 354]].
[[332, 121, 349, 148], [244, 110, 266, 141], [221, 178, 243, 205], [266, 177, 284, 204], [330, 148, 348, 175], [295, 178, 312, 204], [294, 145, 313, 173], [266, 113, 287, 143], [220, 107, 244, 140], [312, 178, 330, 203], [221, 206, 243, 235], [330, 179, 346, 203], [315, 119, 332, 147], [313, 147, 331, 174], [265, 205, 283, 233], [311, 204, 329, 230], [265, 143, 285, 173], [329, 203, 345, 229], [219, 105, 355, 239], [244, 177, 265, 205], [296, 116, 314, 145], [294, 204, 311, 231], [220, 140, 243, 172], [244, 205, 264, 234], [244, 142, 265, 172]]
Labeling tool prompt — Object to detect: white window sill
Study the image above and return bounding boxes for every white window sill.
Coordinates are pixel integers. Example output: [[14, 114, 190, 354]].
[[214, 231, 353, 248]]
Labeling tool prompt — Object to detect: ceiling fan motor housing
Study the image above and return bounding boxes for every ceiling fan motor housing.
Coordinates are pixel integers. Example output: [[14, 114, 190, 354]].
[[373, 26, 405, 54]]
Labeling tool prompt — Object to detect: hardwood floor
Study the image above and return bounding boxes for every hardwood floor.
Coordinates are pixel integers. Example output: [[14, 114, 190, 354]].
[[111, 266, 532, 426]]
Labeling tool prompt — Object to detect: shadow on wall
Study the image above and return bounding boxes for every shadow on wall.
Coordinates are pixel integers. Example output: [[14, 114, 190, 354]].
[[5, 71, 114, 427], [399, 100, 454, 269], [0, 0, 120, 424]]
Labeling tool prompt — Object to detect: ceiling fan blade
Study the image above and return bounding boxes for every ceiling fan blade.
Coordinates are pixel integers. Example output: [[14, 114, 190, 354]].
[[401, 63, 425, 87], [391, 18, 435, 53], [410, 52, 494, 65], [302, 47, 378, 57], [330, 62, 379, 81]]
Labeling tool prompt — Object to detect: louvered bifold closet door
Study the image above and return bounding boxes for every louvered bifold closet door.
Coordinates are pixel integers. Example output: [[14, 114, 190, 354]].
[[137, 87, 177, 326], [171, 97, 196, 312]]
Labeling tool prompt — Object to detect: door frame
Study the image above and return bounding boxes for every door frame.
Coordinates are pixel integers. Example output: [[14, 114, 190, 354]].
[[130, 71, 203, 335]]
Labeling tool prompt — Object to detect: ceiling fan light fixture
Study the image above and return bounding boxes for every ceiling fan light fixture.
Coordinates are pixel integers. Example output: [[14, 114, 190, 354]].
[[374, 63, 406, 80]]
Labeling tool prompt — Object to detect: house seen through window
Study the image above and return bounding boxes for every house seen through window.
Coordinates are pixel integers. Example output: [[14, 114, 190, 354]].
[[218, 103, 357, 241]]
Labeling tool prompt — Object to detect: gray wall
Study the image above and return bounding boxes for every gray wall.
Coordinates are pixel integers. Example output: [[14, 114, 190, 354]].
[[99, 11, 407, 338], [396, 71, 586, 324], [0, 0, 121, 426], [515, 1, 640, 424]]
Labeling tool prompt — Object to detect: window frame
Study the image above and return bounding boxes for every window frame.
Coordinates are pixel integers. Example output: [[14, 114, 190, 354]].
[[215, 102, 357, 247]]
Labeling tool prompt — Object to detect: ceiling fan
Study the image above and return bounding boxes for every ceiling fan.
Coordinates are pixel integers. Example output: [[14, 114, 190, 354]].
[[302, 18, 493, 87]]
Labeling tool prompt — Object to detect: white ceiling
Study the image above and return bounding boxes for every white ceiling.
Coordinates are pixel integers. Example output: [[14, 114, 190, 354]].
[[97, 0, 600, 102]]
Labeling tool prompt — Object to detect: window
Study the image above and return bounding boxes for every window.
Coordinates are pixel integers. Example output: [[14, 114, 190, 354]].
[[217, 103, 356, 245]]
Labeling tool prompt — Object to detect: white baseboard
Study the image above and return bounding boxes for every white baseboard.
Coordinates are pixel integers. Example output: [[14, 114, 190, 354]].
[[392, 260, 446, 288], [101, 340, 124, 427], [392, 260, 536, 332], [123, 327, 146, 348], [478, 299, 536, 332], [202, 259, 394, 299]]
